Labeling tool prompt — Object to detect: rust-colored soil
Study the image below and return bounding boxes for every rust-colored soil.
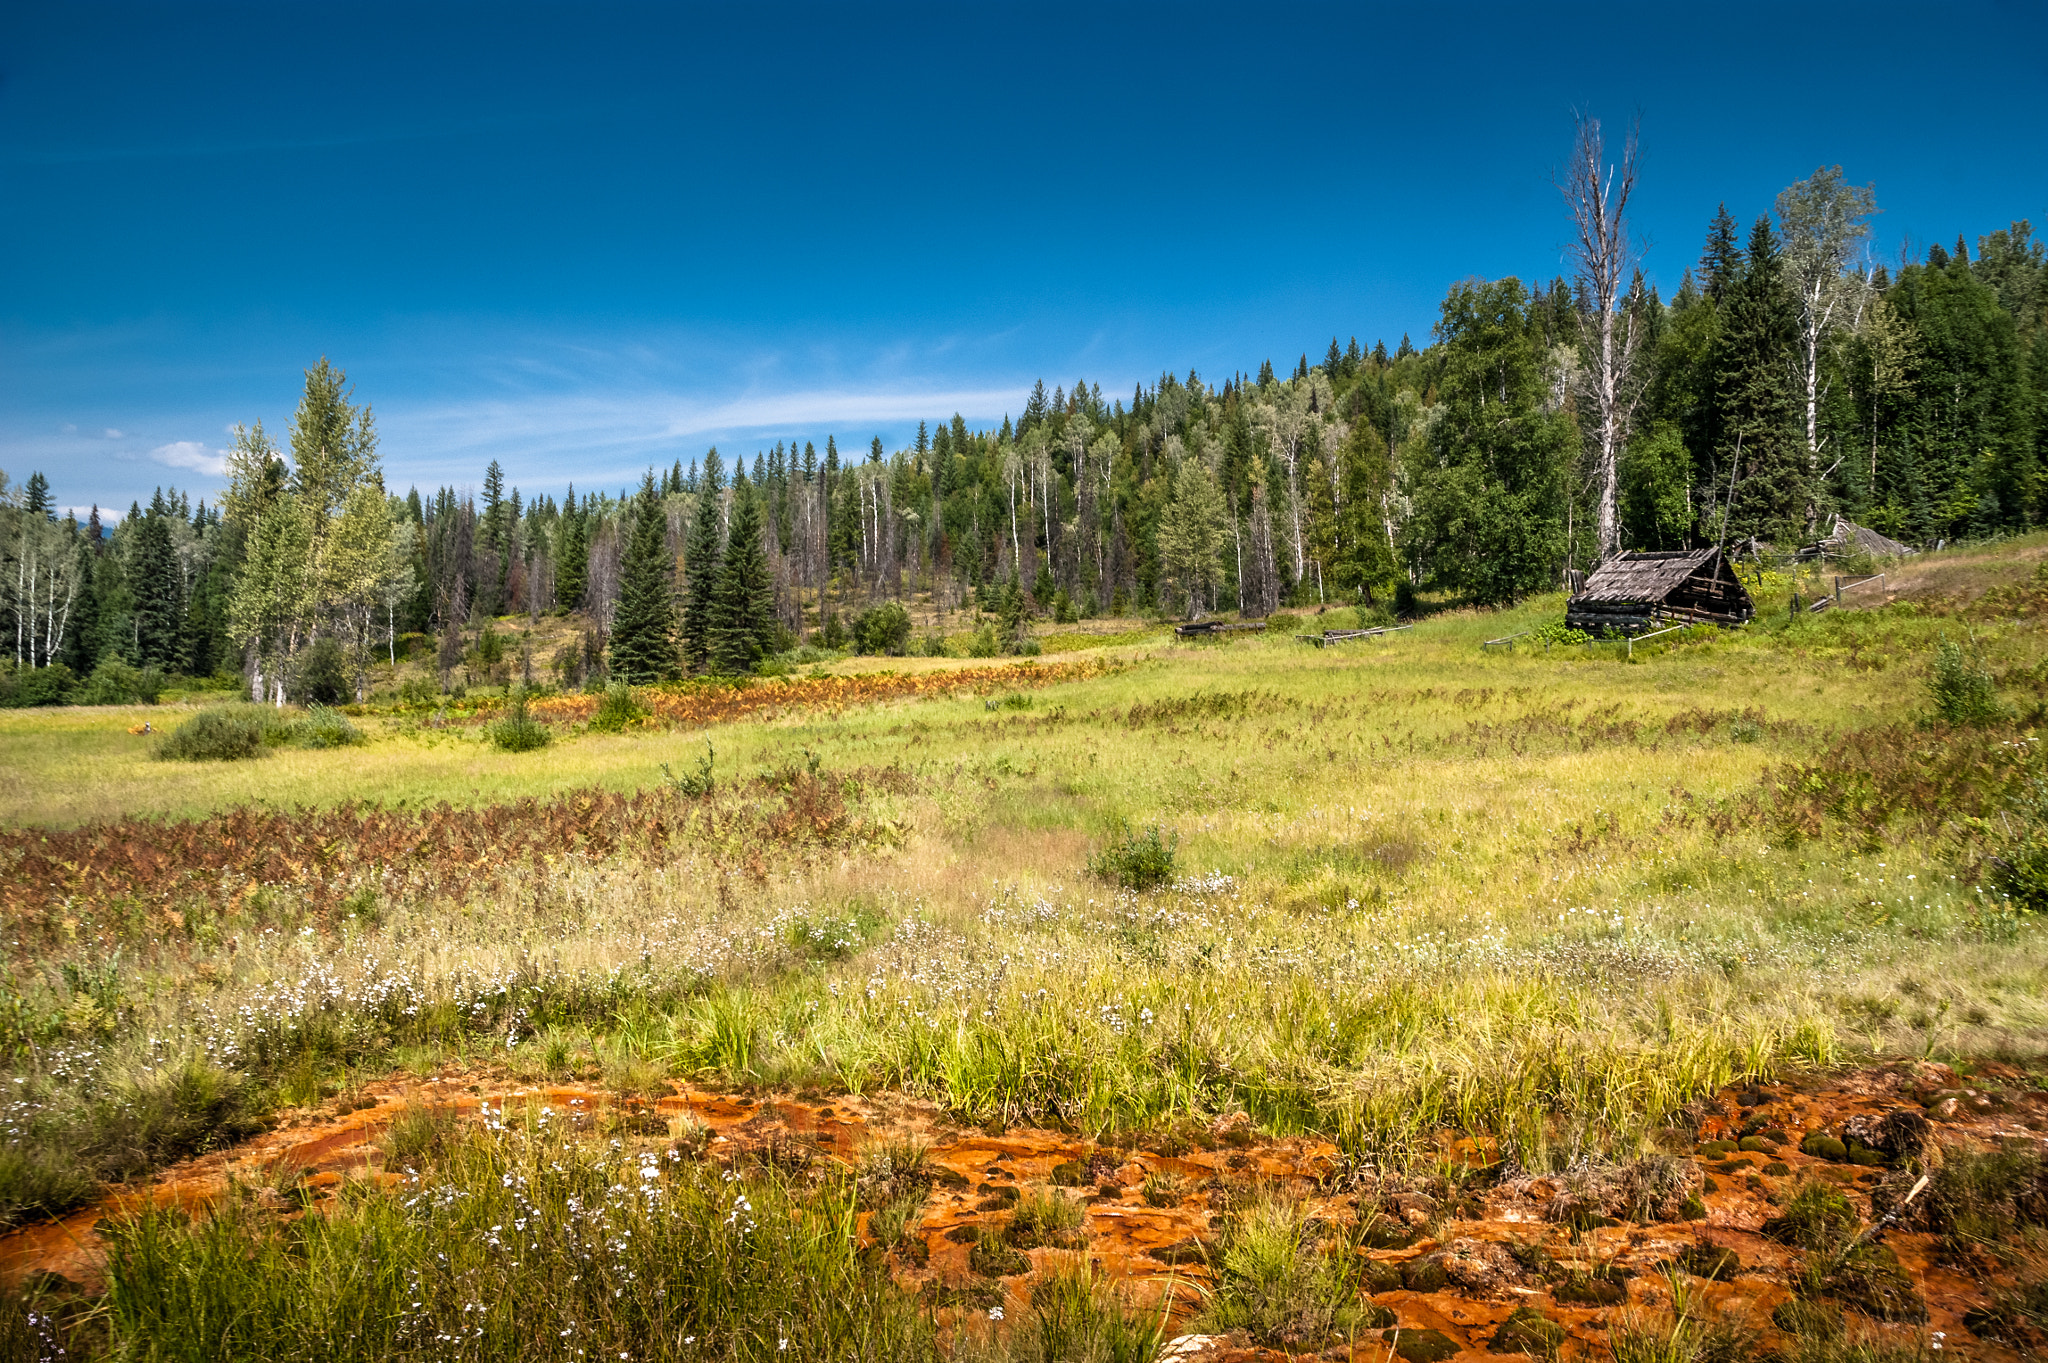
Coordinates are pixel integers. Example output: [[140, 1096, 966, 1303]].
[[7, 1062, 2045, 1360]]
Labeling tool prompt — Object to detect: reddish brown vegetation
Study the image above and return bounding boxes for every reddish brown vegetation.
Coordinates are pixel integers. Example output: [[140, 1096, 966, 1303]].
[[0, 770, 912, 942]]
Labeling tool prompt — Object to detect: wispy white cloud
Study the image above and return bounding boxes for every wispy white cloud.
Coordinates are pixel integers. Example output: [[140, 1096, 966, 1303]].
[[385, 383, 1028, 487], [103, 428, 124, 439], [148, 440, 227, 476]]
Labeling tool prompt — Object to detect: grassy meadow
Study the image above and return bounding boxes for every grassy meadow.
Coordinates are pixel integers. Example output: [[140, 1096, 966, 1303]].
[[4, 541, 2048, 1359]]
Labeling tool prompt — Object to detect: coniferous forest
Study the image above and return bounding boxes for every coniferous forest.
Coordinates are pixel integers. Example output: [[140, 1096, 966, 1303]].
[[5, 162, 2045, 704]]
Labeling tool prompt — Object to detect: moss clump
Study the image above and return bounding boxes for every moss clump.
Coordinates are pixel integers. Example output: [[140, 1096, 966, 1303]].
[[1801, 1133, 1848, 1161], [1381, 1327, 1460, 1362], [1490, 1306, 1568, 1353], [968, 1237, 1029, 1276], [1553, 1272, 1626, 1306]]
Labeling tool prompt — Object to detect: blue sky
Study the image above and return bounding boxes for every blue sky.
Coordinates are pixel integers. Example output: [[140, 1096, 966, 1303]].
[[3, 2, 2044, 516]]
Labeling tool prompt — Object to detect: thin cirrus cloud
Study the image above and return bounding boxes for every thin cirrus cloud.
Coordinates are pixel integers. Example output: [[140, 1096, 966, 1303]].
[[385, 383, 1030, 486], [147, 440, 227, 477]]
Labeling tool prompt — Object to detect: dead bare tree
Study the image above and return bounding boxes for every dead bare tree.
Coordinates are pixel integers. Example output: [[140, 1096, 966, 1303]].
[[1559, 111, 1643, 565]]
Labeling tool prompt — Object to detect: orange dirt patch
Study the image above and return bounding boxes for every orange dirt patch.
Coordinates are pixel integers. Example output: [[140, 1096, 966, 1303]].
[[6, 1063, 2044, 1361]]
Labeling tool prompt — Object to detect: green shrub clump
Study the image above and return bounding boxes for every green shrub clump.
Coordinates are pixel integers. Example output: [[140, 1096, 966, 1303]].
[[589, 681, 645, 732], [155, 706, 274, 761], [297, 704, 365, 750], [1088, 822, 1180, 890], [1928, 634, 2003, 726], [489, 689, 552, 752], [852, 602, 913, 656], [1532, 621, 1593, 646], [75, 658, 167, 705]]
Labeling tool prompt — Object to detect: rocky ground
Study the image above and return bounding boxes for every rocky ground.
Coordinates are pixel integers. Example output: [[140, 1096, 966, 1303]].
[[6, 1061, 2046, 1360]]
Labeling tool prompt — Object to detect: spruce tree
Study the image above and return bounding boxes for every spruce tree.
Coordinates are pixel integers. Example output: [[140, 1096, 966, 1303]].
[[129, 509, 185, 670], [679, 453, 725, 673], [556, 490, 589, 611], [607, 482, 679, 683], [1716, 216, 1806, 543], [708, 485, 776, 674]]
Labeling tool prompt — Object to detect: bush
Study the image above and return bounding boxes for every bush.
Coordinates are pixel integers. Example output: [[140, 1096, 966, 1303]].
[[75, 658, 167, 705], [1532, 620, 1593, 647], [662, 741, 715, 797], [488, 689, 551, 752], [1928, 634, 2002, 726], [965, 624, 1001, 658], [818, 610, 848, 649], [852, 602, 913, 656], [0, 663, 75, 707], [589, 682, 645, 732], [156, 706, 271, 761], [1089, 822, 1180, 890], [295, 638, 351, 705], [297, 704, 365, 750], [916, 632, 949, 658]]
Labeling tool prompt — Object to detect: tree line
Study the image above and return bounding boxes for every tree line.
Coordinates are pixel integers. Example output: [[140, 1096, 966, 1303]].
[[4, 130, 2044, 703]]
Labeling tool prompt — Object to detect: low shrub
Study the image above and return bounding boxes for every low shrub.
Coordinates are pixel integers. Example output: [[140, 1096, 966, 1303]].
[[488, 689, 551, 752], [75, 658, 167, 705], [916, 632, 949, 657], [155, 706, 271, 761], [295, 638, 351, 705], [296, 704, 365, 750], [0, 663, 76, 707], [662, 741, 716, 797], [1088, 822, 1179, 890], [852, 602, 913, 656], [589, 681, 645, 732], [1928, 634, 2003, 725]]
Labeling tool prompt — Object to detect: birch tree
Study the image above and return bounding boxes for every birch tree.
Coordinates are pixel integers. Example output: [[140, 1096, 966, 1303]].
[[1776, 165, 1879, 471], [1559, 111, 1643, 563]]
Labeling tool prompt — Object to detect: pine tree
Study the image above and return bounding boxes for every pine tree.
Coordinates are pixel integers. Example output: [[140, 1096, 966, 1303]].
[[708, 485, 776, 673], [608, 480, 679, 682], [679, 453, 724, 672], [129, 509, 185, 670], [23, 473, 50, 517], [1699, 204, 1743, 303], [556, 487, 589, 611], [1716, 216, 1806, 542]]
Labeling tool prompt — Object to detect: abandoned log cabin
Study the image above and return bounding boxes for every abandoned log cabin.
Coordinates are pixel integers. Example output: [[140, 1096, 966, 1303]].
[[1566, 547, 1755, 635]]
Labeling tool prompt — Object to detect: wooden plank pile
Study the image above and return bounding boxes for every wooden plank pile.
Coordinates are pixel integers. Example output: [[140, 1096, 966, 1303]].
[[1296, 624, 1414, 647], [1173, 620, 1269, 638]]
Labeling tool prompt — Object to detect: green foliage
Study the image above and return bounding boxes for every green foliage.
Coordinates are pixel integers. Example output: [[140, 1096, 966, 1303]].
[[0, 662, 76, 707], [1532, 621, 1593, 646], [295, 637, 351, 704], [75, 657, 167, 706], [1088, 822, 1179, 890], [488, 688, 551, 752], [965, 624, 1001, 658], [155, 705, 273, 761], [852, 602, 913, 656], [1007, 1263, 1165, 1363], [589, 681, 645, 732], [297, 704, 364, 750], [817, 610, 848, 650], [1199, 1196, 1369, 1350], [1621, 424, 1698, 551], [609, 488, 681, 683], [662, 741, 715, 797], [96, 1123, 942, 1363], [916, 632, 949, 657], [1990, 768, 2048, 910], [1927, 634, 2003, 725], [709, 488, 778, 674]]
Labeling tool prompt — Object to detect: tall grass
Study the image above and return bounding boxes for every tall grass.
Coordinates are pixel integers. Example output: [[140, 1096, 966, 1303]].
[[99, 1119, 940, 1363]]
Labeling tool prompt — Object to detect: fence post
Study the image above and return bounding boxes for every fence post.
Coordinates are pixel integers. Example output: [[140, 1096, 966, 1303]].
[[1834, 576, 1841, 606]]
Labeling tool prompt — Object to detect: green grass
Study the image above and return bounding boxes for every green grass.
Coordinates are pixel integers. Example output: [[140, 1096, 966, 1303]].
[[6, 542, 2048, 1354]]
